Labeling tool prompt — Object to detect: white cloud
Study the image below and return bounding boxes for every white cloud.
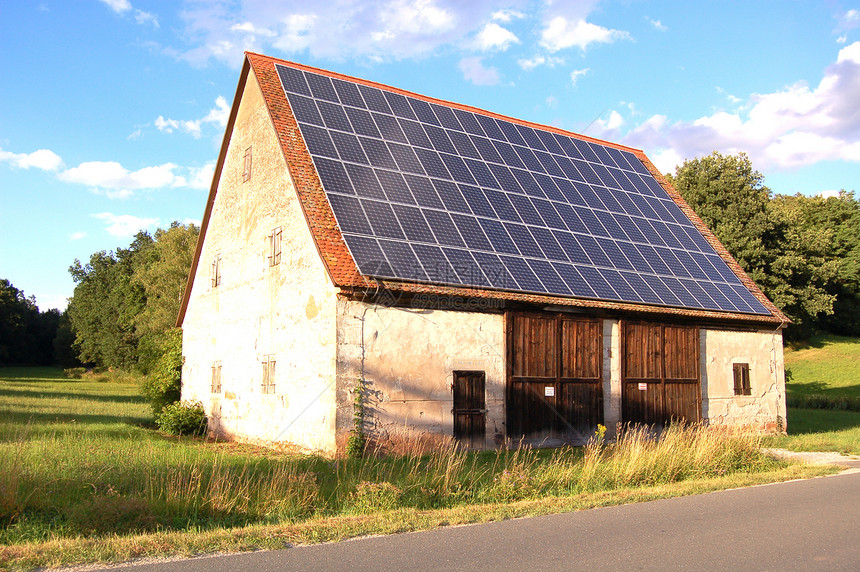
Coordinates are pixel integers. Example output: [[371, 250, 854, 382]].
[[60, 161, 179, 191], [155, 96, 229, 138], [0, 147, 64, 171], [716, 86, 742, 104], [134, 10, 158, 27], [838, 35, 848, 44], [99, 0, 131, 14], [545, 95, 558, 108], [187, 162, 216, 190], [474, 22, 519, 51], [837, 9, 859, 31], [92, 213, 159, 238], [819, 189, 842, 198], [517, 55, 565, 71], [231, 22, 276, 37], [36, 294, 70, 312], [491, 9, 525, 23], [647, 17, 667, 32], [69, 232, 87, 241], [458, 57, 500, 86], [540, 16, 630, 52], [620, 41, 860, 170], [569, 67, 590, 86]]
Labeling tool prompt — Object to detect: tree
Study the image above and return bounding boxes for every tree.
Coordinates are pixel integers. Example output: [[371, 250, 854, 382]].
[[668, 152, 838, 337], [0, 279, 65, 365]]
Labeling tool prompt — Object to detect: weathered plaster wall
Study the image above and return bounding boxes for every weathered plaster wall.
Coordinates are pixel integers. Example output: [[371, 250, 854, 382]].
[[181, 70, 339, 453], [336, 299, 506, 451], [603, 319, 622, 437], [701, 328, 786, 431]]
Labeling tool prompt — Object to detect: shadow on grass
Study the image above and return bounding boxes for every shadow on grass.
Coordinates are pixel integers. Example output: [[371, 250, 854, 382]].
[[787, 407, 860, 434], [0, 410, 152, 428], [785, 334, 860, 351], [0, 386, 148, 404]]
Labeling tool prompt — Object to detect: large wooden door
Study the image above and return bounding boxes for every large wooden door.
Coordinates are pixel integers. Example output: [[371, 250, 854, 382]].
[[453, 371, 486, 449], [507, 313, 602, 443], [622, 322, 700, 426]]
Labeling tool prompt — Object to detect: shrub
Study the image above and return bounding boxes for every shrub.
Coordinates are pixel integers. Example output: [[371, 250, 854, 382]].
[[65, 494, 158, 535], [348, 481, 403, 513], [140, 328, 182, 414], [156, 401, 207, 436]]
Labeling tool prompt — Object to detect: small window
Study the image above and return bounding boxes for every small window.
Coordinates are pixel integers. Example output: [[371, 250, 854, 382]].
[[243, 146, 252, 182], [261, 355, 276, 394], [211, 255, 221, 288], [268, 227, 282, 266], [211, 361, 222, 393], [733, 363, 751, 396]]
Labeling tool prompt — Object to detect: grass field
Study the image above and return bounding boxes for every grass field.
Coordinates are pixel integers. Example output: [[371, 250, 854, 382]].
[[0, 366, 834, 571]]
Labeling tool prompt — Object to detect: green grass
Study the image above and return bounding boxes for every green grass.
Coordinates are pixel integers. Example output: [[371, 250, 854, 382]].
[[0, 366, 841, 571], [784, 334, 860, 398]]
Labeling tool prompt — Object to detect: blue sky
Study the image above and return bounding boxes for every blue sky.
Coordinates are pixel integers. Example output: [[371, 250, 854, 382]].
[[1, 0, 859, 311]]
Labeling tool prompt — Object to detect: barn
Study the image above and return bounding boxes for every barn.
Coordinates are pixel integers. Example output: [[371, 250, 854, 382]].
[[177, 52, 789, 455]]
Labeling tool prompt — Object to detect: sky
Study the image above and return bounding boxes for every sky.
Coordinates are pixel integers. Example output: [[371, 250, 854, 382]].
[[1, 0, 859, 312]]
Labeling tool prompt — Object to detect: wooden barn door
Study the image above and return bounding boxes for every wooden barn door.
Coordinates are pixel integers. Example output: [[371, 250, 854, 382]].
[[621, 322, 700, 426], [507, 313, 602, 443], [453, 371, 486, 449]]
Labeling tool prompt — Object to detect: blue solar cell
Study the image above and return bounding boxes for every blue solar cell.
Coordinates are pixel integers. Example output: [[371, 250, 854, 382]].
[[532, 174, 565, 202], [423, 124, 457, 155], [328, 194, 371, 234], [514, 146, 545, 173], [534, 150, 564, 177], [345, 163, 386, 199], [684, 226, 714, 252], [430, 103, 463, 131], [531, 198, 566, 230], [535, 129, 565, 155], [575, 161, 603, 186], [576, 265, 618, 299], [626, 172, 652, 195], [487, 164, 523, 194], [628, 154, 652, 175], [554, 155, 585, 182], [391, 204, 435, 243], [361, 199, 405, 239], [698, 281, 737, 312], [721, 284, 754, 313], [411, 243, 460, 284], [314, 157, 354, 194], [408, 98, 440, 126], [653, 246, 690, 278], [617, 241, 652, 272], [576, 209, 609, 237], [592, 187, 624, 213], [413, 147, 451, 180], [482, 189, 520, 222], [471, 135, 504, 164], [591, 144, 619, 168], [555, 134, 584, 160], [605, 147, 631, 171], [636, 244, 671, 275], [553, 262, 596, 297], [472, 251, 518, 289], [498, 120, 527, 146], [682, 279, 718, 309], [383, 91, 417, 120], [552, 230, 591, 265], [576, 234, 611, 267], [613, 213, 644, 242], [453, 109, 486, 136], [432, 179, 470, 213], [629, 194, 658, 219], [372, 113, 408, 143], [343, 235, 394, 277], [516, 125, 546, 150], [595, 237, 634, 271], [493, 140, 526, 169], [615, 192, 644, 217], [422, 209, 465, 247], [399, 119, 433, 149], [439, 153, 477, 185], [306, 73, 339, 102], [600, 268, 640, 302], [475, 114, 506, 140], [706, 254, 740, 283], [500, 255, 545, 292], [642, 275, 683, 307], [529, 226, 567, 261], [733, 285, 769, 313], [591, 163, 620, 189], [331, 78, 365, 108], [553, 203, 587, 234], [689, 252, 724, 282], [614, 170, 640, 194], [287, 93, 324, 126], [345, 107, 381, 138], [505, 222, 544, 258], [507, 194, 544, 226], [387, 142, 425, 175], [301, 124, 339, 159], [527, 259, 570, 295], [633, 218, 665, 245], [660, 276, 700, 308], [330, 131, 368, 164], [317, 100, 353, 132], [447, 130, 482, 159], [553, 179, 585, 206], [358, 85, 393, 114], [464, 158, 500, 189], [358, 137, 397, 169], [666, 201, 692, 226], [459, 184, 496, 218], [453, 214, 494, 251], [479, 218, 518, 254], [443, 247, 490, 287], [375, 169, 415, 204], [650, 220, 683, 249], [572, 139, 599, 163], [511, 169, 544, 198], [643, 176, 665, 196], [645, 197, 674, 222], [595, 211, 629, 241], [672, 249, 707, 280], [404, 174, 443, 209], [378, 239, 427, 281], [620, 271, 663, 305], [277, 65, 311, 96]]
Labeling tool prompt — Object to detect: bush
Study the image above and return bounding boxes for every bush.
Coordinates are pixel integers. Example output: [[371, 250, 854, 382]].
[[140, 328, 182, 415], [156, 401, 207, 436]]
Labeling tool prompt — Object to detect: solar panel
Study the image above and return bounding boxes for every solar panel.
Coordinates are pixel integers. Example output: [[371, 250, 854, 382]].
[[276, 63, 772, 315]]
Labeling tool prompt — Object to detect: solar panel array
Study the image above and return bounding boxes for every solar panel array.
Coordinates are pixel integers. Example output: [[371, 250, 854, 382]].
[[275, 63, 770, 315]]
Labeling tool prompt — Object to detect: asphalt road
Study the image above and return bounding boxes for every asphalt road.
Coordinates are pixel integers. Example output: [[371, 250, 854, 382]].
[[115, 470, 860, 572]]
